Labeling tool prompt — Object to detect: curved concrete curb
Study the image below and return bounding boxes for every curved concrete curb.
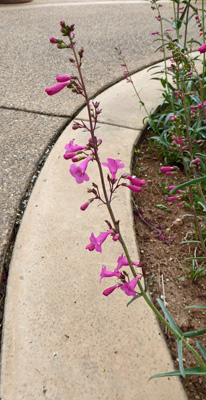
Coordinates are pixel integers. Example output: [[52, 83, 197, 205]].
[[2, 56, 203, 399]]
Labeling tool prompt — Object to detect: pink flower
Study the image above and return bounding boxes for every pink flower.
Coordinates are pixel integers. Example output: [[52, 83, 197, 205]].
[[198, 43, 206, 53], [177, 202, 183, 207], [56, 75, 71, 82], [152, 32, 158, 35], [99, 265, 121, 283], [116, 253, 139, 271], [160, 166, 176, 173], [45, 75, 72, 95], [86, 229, 113, 253], [112, 233, 119, 241], [64, 140, 85, 160], [50, 37, 59, 43], [190, 158, 200, 166], [125, 184, 142, 193], [167, 196, 179, 202], [102, 158, 125, 180], [80, 201, 90, 211], [168, 186, 182, 194], [45, 81, 70, 95], [70, 156, 92, 183], [120, 277, 140, 297], [126, 175, 146, 187], [103, 284, 119, 296]]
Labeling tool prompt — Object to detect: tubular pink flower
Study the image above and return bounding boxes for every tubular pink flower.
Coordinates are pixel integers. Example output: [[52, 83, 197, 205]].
[[102, 158, 125, 180], [103, 284, 119, 296], [45, 81, 69, 96], [116, 253, 139, 271], [70, 156, 92, 184], [56, 75, 71, 82], [64, 140, 85, 153], [86, 229, 113, 253], [125, 184, 142, 194], [167, 196, 179, 202], [168, 186, 182, 194], [152, 31, 158, 35], [49, 37, 59, 43], [63, 151, 77, 160], [126, 175, 146, 187], [99, 265, 121, 283], [112, 234, 119, 242], [198, 43, 206, 53], [80, 201, 90, 211], [177, 202, 183, 207], [120, 277, 140, 297], [190, 158, 200, 166], [160, 166, 176, 173]]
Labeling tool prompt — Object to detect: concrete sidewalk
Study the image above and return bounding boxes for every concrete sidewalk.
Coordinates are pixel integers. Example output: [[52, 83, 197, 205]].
[[1, 59, 194, 400]]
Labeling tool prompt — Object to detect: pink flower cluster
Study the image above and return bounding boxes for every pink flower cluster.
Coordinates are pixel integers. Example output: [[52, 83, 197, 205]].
[[190, 101, 206, 118], [100, 253, 141, 297], [169, 135, 187, 151], [160, 166, 178, 176], [45, 75, 71, 96]]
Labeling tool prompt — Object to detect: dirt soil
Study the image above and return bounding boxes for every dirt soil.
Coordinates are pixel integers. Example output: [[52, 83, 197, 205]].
[[132, 133, 206, 400]]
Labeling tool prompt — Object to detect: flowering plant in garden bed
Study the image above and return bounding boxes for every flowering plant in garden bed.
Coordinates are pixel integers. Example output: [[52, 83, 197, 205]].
[[120, 0, 206, 283], [45, 4, 206, 383]]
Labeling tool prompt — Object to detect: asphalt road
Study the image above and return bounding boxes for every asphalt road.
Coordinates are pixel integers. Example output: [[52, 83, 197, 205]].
[[0, 0, 200, 271]]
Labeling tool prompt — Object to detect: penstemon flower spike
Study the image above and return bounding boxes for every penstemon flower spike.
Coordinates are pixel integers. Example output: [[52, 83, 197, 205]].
[[46, 21, 206, 378]]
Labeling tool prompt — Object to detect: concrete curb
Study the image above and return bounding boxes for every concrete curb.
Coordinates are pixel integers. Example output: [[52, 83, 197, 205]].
[[2, 55, 202, 399]]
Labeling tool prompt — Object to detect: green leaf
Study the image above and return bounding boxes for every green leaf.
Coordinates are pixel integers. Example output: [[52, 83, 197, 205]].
[[170, 176, 206, 193], [183, 329, 206, 338], [177, 340, 186, 378], [196, 340, 206, 361], [157, 299, 183, 337], [154, 204, 171, 213], [127, 293, 143, 307], [145, 274, 154, 292], [198, 202, 206, 212], [185, 305, 206, 310], [180, 240, 201, 244], [149, 366, 206, 380], [184, 257, 206, 261]]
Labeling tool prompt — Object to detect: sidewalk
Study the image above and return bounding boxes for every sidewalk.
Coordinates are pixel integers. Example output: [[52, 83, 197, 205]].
[[1, 58, 196, 400]]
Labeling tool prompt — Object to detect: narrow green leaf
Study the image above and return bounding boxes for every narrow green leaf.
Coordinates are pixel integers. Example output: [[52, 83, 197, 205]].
[[149, 366, 206, 380], [185, 305, 206, 310], [157, 299, 183, 337], [127, 294, 142, 307], [170, 176, 206, 193], [145, 274, 154, 292], [183, 329, 206, 338], [198, 202, 206, 212], [154, 204, 171, 213], [184, 257, 206, 261], [180, 240, 201, 244], [177, 340, 186, 378], [196, 341, 206, 361]]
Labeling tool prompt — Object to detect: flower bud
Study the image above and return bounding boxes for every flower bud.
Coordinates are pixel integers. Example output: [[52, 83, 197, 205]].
[[80, 201, 90, 211]]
